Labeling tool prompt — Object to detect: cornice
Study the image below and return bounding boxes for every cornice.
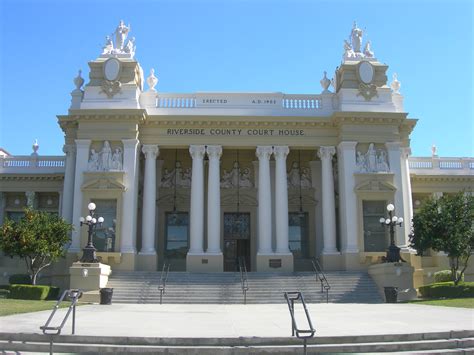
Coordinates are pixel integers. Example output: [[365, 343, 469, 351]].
[[410, 175, 474, 183], [0, 174, 64, 182], [59, 109, 148, 124]]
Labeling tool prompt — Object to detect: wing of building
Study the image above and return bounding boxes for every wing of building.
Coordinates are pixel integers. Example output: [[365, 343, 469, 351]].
[[0, 22, 472, 290]]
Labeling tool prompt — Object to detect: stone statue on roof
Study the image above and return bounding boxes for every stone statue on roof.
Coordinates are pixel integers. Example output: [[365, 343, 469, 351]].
[[114, 20, 130, 50]]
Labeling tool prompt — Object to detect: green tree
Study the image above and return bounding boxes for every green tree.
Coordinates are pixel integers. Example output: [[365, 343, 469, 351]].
[[409, 192, 474, 285], [0, 209, 73, 285]]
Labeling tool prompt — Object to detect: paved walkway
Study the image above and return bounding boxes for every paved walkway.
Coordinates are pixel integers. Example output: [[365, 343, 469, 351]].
[[1, 303, 473, 338]]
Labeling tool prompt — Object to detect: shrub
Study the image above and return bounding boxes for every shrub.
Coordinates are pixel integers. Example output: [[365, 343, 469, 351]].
[[0, 289, 9, 299], [9, 274, 32, 285], [419, 282, 474, 299], [434, 270, 464, 283], [9, 284, 51, 300], [47, 286, 60, 300]]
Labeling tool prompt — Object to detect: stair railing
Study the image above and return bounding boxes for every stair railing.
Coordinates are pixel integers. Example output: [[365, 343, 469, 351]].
[[238, 256, 249, 305], [284, 291, 315, 355], [312, 258, 330, 303], [40, 289, 83, 355], [158, 260, 170, 305]]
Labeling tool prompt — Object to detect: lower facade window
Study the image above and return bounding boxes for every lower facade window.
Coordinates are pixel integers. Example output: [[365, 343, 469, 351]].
[[91, 199, 117, 252], [165, 212, 189, 259], [288, 212, 309, 258], [363, 200, 387, 252]]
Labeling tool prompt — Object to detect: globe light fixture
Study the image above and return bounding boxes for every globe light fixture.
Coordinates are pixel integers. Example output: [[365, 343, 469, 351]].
[[380, 203, 404, 263], [79, 202, 104, 263]]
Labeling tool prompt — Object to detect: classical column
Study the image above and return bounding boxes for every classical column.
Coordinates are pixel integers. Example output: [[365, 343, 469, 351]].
[[400, 147, 413, 243], [206, 145, 222, 254], [140, 145, 159, 255], [120, 139, 140, 254], [188, 145, 206, 254], [61, 144, 76, 223], [386, 142, 406, 247], [70, 139, 91, 252], [318, 146, 338, 254], [256, 146, 273, 254], [274, 146, 290, 254], [337, 142, 359, 254]]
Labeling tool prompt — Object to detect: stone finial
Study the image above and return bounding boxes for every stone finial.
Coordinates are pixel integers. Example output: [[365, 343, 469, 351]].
[[320, 71, 331, 93], [390, 73, 401, 94], [431, 144, 438, 157], [147, 69, 158, 92], [31, 139, 39, 156], [74, 70, 84, 91]]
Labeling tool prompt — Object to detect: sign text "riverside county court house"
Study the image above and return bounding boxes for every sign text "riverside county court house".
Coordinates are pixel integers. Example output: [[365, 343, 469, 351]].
[[166, 128, 305, 136]]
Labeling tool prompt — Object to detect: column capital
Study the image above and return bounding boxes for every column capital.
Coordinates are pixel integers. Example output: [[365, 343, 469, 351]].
[[206, 145, 222, 159], [318, 146, 336, 160], [256, 146, 273, 160], [385, 141, 402, 151], [122, 138, 140, 149], [63, 144, 76, 156], [142, 144, 159, 159], [401, 147, 412, 158], [273, 146, 289, 159], [74, 139, 91, 149], [337, 141, 357, 152], [189, 145, 206, 159]]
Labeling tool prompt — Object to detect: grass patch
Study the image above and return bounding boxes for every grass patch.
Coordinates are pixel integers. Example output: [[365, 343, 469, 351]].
[[0, 299, 71, 316], [407, 298, 474, 308]]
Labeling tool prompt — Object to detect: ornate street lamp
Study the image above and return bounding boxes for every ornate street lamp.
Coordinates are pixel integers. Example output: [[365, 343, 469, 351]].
[[79, 202, 104, 263], [379, 203, 404, 263]]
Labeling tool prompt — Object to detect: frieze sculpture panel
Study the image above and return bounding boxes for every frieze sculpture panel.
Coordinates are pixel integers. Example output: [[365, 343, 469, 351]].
[[356, 143, 390, 173], [160, 161, 192, 188], [87, 141, 123, 171], [287, 161, 312, 188], [220, 162, 253, 188]]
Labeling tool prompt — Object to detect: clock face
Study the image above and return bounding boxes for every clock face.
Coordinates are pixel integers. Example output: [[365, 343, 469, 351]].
[[104, 58, 121, 81], [358, 61, 374, 84]]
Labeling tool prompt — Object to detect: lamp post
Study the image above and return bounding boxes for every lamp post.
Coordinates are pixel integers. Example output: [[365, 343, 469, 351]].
[[379, 203, 404, 263], [79, 202, 104, 263]]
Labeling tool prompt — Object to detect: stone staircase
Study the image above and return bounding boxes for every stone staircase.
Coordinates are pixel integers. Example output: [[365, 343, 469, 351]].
[[106, 271, 383, 304], [2, 331, 474, 354]]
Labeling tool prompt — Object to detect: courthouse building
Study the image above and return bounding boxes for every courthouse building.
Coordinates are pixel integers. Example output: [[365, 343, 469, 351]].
[[0, 22, 472, 282]]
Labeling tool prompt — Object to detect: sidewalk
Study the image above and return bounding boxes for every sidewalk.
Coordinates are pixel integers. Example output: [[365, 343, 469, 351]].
[[1, 303, 472, 338]]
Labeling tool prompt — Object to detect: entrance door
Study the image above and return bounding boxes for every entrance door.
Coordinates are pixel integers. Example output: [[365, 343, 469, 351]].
[[223, 212, 251, 271]]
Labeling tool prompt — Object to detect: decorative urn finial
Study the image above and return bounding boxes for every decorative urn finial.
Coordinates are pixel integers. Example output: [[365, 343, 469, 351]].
[[74, 70, 84, 91], [147, 68, 158, 92], [32, 139, 39, 156], [320, 71, 331, 93], [390, 73, 401, 94]]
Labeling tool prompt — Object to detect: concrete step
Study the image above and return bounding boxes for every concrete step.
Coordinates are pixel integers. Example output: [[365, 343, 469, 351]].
[[1, 332, 473, 354]]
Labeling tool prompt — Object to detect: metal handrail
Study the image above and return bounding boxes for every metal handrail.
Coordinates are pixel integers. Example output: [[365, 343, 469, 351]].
[[238, 256, 249, 304], [158, 261, 170, 305], [284, 291, 315, 355], [312, 258, 330, 303], [40, 289, 83, 355]]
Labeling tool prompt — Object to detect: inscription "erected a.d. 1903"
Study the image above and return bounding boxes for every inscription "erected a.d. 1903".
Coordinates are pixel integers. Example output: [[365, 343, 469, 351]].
[[166, 128, 304, 136]]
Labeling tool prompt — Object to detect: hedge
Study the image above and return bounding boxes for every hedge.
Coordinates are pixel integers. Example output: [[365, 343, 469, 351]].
[[0, 289, 9, 299], [9, 284, 51, 300], [419, 282, 474, 299], [434, 270, 464, 283]]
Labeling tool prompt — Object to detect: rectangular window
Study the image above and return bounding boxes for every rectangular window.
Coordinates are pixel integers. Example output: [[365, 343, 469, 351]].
[[91, 199, 117, 252], [165, 212, 189, 259], [363, 201, 387, 252], [6, 211, 25, 223], [288, 212, 309, 258]]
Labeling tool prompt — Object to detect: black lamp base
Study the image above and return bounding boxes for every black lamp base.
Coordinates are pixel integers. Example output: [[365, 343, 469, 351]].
[[80, 246, 99, 263], [384, 244, 404, 263]]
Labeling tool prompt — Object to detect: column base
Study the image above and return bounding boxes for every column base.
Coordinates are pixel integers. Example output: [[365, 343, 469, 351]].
[[137, 253, 158, 271], [342, 251, 365, 270], [186, 253, 223, 272], [113, 252, 137, 271], [69, 262, 111, 292], [320, 252, 342, 271], [256, 253, 293, 272]]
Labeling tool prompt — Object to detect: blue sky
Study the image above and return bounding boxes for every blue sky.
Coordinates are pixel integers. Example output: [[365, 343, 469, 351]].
[[0, 0, 472, 157]]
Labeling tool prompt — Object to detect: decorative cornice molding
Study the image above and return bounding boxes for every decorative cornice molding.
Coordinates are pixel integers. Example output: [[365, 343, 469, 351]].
[[0, 174, 64, 182]]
